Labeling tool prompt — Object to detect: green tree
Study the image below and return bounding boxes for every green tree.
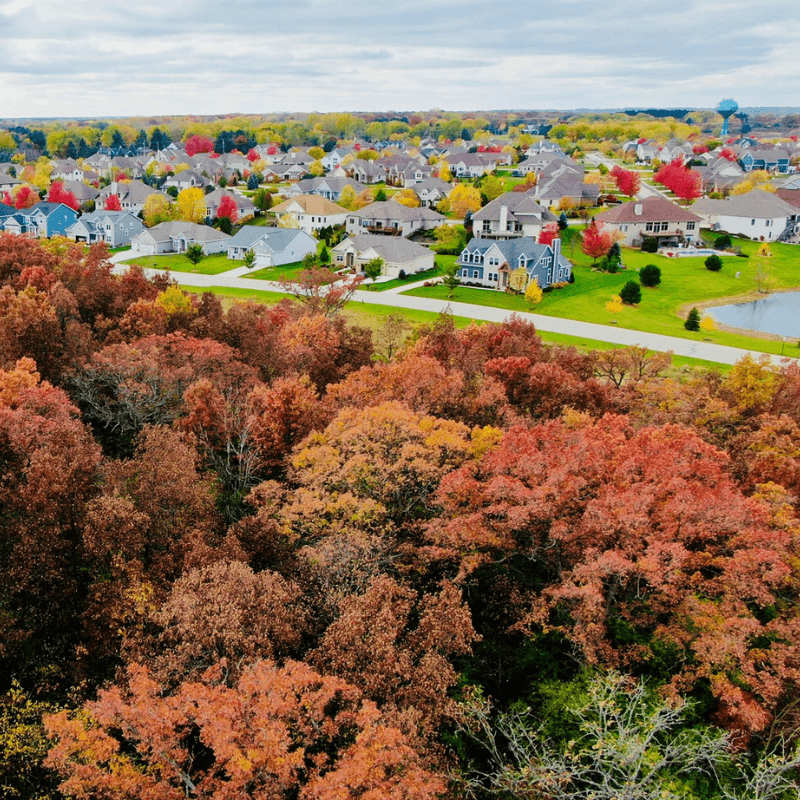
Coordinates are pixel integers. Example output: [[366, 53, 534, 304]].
[[363, 256, 384, 285], [619, 280, 642, 304], [374, 188, 387, 202], [705, 253, 723, 271], [185, 243, 204, 265], [639, 264, 661, 287], [685, 307, 701, 331], [442, 260, 461, 297], [243, 249, 256, 268]]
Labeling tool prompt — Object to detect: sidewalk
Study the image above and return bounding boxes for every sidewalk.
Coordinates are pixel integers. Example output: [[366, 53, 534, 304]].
[[110, 253, 791, 367]]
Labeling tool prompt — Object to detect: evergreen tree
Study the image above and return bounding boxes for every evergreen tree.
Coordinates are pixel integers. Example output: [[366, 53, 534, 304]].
[[685, 307, 701, 331]]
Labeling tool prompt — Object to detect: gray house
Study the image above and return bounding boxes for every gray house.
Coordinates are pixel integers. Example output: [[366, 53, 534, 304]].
[[130, 221, 231, 255], [226, 227, 316, 267], [66, 210, 145, 247], [457, 237, 572, 291]]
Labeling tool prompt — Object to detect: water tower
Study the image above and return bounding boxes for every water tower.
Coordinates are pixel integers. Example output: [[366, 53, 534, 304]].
[[717, 99, 739, 136]]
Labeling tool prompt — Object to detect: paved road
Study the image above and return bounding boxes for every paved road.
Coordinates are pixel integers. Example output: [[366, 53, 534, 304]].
[[111, 252, 790, 366]]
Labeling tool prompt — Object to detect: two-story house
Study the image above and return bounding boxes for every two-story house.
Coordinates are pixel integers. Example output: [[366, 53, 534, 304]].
[[471, 192, 554, 240], [593, 196, 701, 247]]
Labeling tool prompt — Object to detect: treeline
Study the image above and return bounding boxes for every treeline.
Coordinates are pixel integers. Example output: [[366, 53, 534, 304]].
[[2, 233, 800, 798]]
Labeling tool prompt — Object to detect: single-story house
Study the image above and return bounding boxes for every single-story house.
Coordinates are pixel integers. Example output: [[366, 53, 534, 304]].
[[203, 188, 256, 221], [332, 234, 435, 278], [130, 221, 231, 256], [226, 227, 316, 266]]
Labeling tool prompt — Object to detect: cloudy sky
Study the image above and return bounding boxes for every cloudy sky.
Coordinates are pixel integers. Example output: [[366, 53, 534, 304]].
[[1, 0, 798, 119]]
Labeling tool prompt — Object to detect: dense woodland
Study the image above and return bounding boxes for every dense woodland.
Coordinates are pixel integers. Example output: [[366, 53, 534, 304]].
[[3, 232, 800, 798]]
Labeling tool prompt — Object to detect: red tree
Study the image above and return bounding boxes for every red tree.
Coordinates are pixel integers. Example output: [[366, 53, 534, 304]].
[[184, 134, 214, 156], [13, 186, 39, 209], [581, 219, 613, 262], [47, 181, 80, 211], [654, 157, 702, 203], [216, 193, 239, 224], [610, 167, 641, 198], [538, 222, 559, 246], [104, 193, 121, 211], [720, 147, 738, 162], [246, 148, 259, 162]]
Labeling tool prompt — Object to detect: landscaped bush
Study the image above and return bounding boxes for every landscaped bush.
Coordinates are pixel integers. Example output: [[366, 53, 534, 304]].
[[685, 307, 701, 331], [714, 234, 732, 250], [641, 237, 658, 253], [705, 254, 723, 271], [619, 280, 642, 305], [639, 264, 661, 287]]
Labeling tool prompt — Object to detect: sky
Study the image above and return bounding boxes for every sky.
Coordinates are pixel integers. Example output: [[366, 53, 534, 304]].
[[1, 0, 799, 119]]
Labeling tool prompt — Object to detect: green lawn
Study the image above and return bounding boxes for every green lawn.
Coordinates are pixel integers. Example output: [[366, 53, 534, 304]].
[[243, 259, 311, 283], [402, 234, 800, 357], [367, 255, 455, 292], [179, 284, 731, 371], [122, 252, 239, 275]]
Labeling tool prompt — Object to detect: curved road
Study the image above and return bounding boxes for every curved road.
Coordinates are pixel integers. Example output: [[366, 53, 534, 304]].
[[110, 253, 790, 367]]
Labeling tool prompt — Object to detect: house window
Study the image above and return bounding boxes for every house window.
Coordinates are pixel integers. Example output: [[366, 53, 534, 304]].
[[766, 220, 771, 227], [686, 222, 695, 230], [645, 222, 653, 231], [661, 222, 669, 232], [461, 269, 469, 277], [472, 270, 479, 279], [752, 219, 756, 225]]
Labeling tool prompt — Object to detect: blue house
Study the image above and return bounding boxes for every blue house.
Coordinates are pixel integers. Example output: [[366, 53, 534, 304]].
[[2, 202, 78, 238], [740, 148, 791, 174], [457, 236, 572, 291]]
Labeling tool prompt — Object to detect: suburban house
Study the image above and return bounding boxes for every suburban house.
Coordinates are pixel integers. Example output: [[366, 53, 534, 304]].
[[66, 210, 144, 247], [414, 177, 453, 208], [472, 192, 554, 240], [269, 194, 349, 234], [739, 147, 791, 173], [59, 180, 100, 205], [345, 200, 445, 237], [349, 160, 388, 185], [1, 202, 78, 238], [593, 196, 701, 247], [457, 236, 572, 291], [442, 153, 494, 178], [129, 221, 231, 256], [287, 177, 366, 202], [692, 190, 799, 241], [332, 234, 435, 278], [97, 180, 169, 214], [203, 188, 256, 221], [226, 227, 316, 266], [163, 170, 209, 191], [534, 164, 599, 209]]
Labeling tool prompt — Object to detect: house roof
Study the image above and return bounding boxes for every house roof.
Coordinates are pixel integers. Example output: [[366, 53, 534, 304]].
[[271, 194, 348, 216], [350, 200, 444, 223], [775, 189, 800, 210], [335, 234, 433, 263], [594, 196, 701, 224], [135, 221, 231, 244], [693, 189, 796, 219], [472, 192, 547, 222], [227, 226, 309, 252]]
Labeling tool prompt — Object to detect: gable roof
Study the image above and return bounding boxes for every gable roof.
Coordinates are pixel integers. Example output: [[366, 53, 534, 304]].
[[335, 234, 433, 263], [693, 189, 797, 219], [270, 194, 348, 216], [227, 226, 310, 251], [594, 196, 701, 224], [463, 236, 571, 269], [472, 192, 547, 222]]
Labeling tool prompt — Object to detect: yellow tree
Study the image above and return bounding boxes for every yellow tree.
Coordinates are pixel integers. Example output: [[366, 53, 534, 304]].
[[448, 184, 482, 218], [394, 188, 420, 208], [176, 187, 206, 223], [525, 278, 543, 305], [31, 158, 53, 191], [143, 193, 173, 227], [339, 185, 356, 210], [438, 161, 452, 182]]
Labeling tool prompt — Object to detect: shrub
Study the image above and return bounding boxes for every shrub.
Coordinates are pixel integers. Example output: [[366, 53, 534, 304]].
[[619, 280, 642, 305], [714, 234, 732, 250], [398, 269, 407, 281], [639, 264, 661, 287], [705, 253, 723, 271], [641, 237, 658, 253], [685, 307, 701, 331]]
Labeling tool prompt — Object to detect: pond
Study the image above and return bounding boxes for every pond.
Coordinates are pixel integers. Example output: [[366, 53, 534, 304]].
[[706, 292, 800, 338]]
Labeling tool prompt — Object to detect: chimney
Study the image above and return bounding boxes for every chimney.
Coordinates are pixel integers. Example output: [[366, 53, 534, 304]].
[[499, 203, 508, 232], [634, 203, 643, 215], [552, 236, 562, 270]]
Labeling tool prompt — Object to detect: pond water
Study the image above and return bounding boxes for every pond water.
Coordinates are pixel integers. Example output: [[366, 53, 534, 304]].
[[706, 292, 800, 338]]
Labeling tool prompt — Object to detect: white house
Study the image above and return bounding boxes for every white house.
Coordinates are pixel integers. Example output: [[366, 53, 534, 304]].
[[693, 190, 799, 241], [269, 194, 348, 234], [332, 234, 435, 278]]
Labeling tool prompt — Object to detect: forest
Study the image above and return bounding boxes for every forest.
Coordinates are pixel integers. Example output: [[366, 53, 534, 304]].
[[2, 232, 800, 798]]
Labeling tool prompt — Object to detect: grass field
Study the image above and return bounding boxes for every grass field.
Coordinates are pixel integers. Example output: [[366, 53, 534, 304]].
[[122, 252, 238, 275], [367, 255, 455, 291], [402, 232, 800, 357], [179, 283, 731, 372], [244, 260, 309, 282]]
